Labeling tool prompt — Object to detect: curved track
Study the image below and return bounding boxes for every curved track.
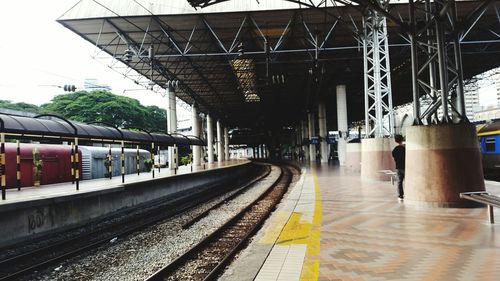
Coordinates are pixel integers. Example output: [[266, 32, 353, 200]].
[[145, 164, 297, 281], [0, 165, 271, 281]]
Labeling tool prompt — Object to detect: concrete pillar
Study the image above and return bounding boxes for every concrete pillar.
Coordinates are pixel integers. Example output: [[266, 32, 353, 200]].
[[216, 120, 223, 162], [337, 85, 348, 166], [192, 104, 201, 166], [224, 127, 229, 160], [405, 124, 484, 207], [346, 143, 362, 172], [308, 112, 316, 162], [361, 138, 394, 181], [301, 120, 309, 160], [318, 103, 328, 163], [207, 114, 214, 164], [167, 83, 178, 169]]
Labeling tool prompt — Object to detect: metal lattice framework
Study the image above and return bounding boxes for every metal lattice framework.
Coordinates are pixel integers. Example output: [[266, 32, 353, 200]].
[[58, 0, 500, 134], [408, 0, 498, 125], [362, 4, 394, 137]]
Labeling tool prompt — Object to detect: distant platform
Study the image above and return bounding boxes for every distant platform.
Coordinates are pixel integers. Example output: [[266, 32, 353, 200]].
[[0, 159, 252, 247]]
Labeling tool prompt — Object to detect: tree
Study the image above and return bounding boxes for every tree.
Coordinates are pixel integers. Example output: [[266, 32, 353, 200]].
[[0, 100, 41, 113], [41, 90, 167, 133]]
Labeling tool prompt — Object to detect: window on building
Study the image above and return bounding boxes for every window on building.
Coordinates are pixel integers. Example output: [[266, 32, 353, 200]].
[[485, 138, 496, 152]]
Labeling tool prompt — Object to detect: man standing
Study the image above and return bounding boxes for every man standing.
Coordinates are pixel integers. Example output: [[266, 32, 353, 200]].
[[392, 134, 405, 200]]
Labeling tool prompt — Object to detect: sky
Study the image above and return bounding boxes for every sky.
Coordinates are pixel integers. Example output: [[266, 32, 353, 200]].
[[0, 0, 191, 122], [0, 1, 497, 115]]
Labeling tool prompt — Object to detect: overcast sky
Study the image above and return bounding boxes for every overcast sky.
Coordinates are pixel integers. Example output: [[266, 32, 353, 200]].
[[0, 0, 187, 115], [0, 1, 496, 114]]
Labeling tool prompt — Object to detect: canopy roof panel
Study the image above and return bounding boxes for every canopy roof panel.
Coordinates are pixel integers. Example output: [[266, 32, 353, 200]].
[[58, 0, 500, 131], [0, 114, 204, 146]]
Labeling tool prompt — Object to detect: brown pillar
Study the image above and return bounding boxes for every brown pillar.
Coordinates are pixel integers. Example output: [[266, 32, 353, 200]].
[[346, 143, 362, 172], [361, 138, 395, 181], [405, 123, 484, 207]]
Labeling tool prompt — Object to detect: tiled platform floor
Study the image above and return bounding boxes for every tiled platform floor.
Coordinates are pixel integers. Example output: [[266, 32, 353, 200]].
[[0, 159, 248, 204], [255, 164, 500, 281]]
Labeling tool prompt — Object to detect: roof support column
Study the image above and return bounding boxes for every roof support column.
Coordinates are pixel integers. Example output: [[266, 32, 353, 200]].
[[404, 0, 484, 207], [224, 127, 229, 161], [318, 103, 328, 164], [216, 120, 224, 163], [167, 81, 178, 170], [336, 85, 348, 166], [302, 120, 309, 161], [192, 104, 201, 167], [308, 112, 316, 163], [362, 6, 394, 138], [206, 114, 214, 164]]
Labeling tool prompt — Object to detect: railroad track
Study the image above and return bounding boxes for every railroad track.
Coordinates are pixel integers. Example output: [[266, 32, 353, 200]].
[[146, 165, 295, 281], [0, 165, 271, 281]]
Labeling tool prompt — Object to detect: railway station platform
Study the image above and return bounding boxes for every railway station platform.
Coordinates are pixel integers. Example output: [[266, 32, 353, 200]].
[[0, 159, 252, 247], [223, 164, 500, 281], [0, 159, 248, 204]]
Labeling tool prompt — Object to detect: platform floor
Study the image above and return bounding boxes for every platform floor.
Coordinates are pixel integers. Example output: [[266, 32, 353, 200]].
[[0, 159, 248, 205], [227, 164, 500, 281]]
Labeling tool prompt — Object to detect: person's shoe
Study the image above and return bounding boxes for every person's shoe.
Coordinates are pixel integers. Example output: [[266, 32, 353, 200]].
[[398, 196, 404, 201]]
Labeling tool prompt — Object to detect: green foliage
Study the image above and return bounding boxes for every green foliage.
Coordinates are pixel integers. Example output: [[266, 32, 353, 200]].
[[32, 148, 43, 179], [0, 100, 41, 113], [143, 158, 153, 172], [41, 90, 167, 133], [180, 154, 192, 166]]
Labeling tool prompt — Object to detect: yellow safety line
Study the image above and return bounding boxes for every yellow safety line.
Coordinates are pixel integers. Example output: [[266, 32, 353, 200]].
[[300, 170, 322, 281], [271, 169, 322, 281]]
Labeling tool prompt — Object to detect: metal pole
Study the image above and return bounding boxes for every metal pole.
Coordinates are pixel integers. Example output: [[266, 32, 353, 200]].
[[108, 144, 113, 179], [157, 146, 161, 174], [16, 140, 21, 191], [409, 0, 422, 124], [121, 141, 125, 183], [151, 142, 155, 178], [363, 15, 370, 136], [75, 137, 79, 191], [452, 1, 466, 121], [1, 133, 5, 200], [435, 9, 451, 123], [71, 142, 75, 184], [136, 144, 140, 175]]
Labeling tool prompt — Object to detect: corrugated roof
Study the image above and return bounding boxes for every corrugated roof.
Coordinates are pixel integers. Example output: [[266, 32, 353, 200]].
[[0, 113, 205, 146]]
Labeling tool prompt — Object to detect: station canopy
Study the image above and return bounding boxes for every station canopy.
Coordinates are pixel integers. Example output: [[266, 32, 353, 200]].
[[0, 113, 204, 146], [58, 0, 500, 132]]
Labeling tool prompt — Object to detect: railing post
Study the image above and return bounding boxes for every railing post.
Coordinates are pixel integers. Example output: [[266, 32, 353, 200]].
[[16, 140, 21, 191], [151, 142, 155, 179], [488, 205, 495, 224], [74, 137, 79, 191], [121, 141, 125, 183], [136, 145, 140, 175], [71, 142, 75, 184], [1, 133, 5, 200], [108, 145, 113, 179]]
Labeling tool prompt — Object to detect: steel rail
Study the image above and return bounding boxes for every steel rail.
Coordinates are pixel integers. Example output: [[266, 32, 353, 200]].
[[0, 166, 268, 281], [145, 164, 295, 281], [182, 164, 272, 229]]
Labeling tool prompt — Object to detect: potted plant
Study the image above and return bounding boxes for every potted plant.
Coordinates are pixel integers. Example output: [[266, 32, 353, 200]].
[[144, 158, 153, 172], [32, 148, 43, 186], [104, 154, 112, 178]]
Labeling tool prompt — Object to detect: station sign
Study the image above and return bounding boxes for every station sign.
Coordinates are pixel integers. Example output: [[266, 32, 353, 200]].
[[310, 136, 320, 144], [326, 136, 336, 144]]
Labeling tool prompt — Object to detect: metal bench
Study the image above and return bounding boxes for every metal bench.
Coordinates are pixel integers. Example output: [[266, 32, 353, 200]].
[[460, 192, 500, 224], [380, 170, 398, 185]]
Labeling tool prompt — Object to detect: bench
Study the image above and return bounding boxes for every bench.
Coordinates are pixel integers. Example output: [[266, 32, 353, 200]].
[[380, 170, 398, 185], [460, 192, 500, 224]]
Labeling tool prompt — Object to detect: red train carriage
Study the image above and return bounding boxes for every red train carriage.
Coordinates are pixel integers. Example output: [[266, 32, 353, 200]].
[[4, 143, 81, 189]]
